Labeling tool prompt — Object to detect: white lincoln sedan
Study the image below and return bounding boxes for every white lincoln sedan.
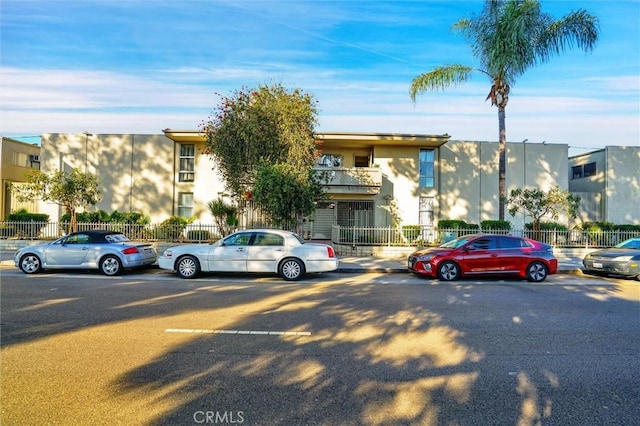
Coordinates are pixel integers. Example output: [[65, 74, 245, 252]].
[[158, 229, 339, 281]]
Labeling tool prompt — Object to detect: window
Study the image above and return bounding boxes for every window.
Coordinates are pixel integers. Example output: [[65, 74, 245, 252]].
[[583, 162, 596, 177], [419, 149, 435, 187], [253, 232, 284, 246], [179, 144, 195, 182], [571, 165, 583, 179], [572, 162, 596, 179], [178, 192, 193, 218], [223, 232, 251, 246], [469, 237, 497, 250], [317, 154, 342, 167], [354, 155, 369, 167]]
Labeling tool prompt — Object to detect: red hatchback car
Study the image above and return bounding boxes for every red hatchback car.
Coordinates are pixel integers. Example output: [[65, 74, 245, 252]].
[[408, 234, 558, 282]]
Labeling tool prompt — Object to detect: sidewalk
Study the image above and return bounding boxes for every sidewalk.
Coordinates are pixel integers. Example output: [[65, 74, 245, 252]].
[[0, 250, 584, 274]]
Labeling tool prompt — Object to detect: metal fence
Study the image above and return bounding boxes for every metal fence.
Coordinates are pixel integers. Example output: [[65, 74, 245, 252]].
[[331, 225, 640, 248], [2, 220, 639, 248]]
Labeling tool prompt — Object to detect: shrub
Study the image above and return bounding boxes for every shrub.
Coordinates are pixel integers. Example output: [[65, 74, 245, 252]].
[[158, 216, 192, 240], [524, 221, 568, 231], [402, 225, 421, 241], [6, 209, 50, 238], [481, 220, 512, 231], [7, 209, 50, 223], [437, 220, 469, 229]]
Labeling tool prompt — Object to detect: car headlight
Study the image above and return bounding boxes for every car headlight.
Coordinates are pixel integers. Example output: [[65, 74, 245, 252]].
[[614, 256, 633, 261], [164, 250, 173, 257], [417, 255, 434, 262], [584, 254, 591, 260]]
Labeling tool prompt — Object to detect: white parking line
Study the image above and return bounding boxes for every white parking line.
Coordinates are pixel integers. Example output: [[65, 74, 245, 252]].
[[165, 328, 311, 336]]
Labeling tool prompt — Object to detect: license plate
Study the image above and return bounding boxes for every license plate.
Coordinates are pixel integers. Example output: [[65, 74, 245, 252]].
[[593, 262, 603, 268]]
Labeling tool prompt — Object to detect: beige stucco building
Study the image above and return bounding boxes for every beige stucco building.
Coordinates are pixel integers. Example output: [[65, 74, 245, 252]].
[[569, 146, 640, 224], [33, 131, 577, 236], [1, 136, 41, 218]]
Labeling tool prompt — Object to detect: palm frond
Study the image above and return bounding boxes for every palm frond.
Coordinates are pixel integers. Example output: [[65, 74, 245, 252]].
[[410, 65, 475, 101]]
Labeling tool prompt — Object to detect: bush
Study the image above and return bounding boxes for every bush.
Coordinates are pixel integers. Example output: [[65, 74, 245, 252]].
[[524, 221, 568, 231], [481, 220, 512, 231], [402, 225, 421, 241], [438, 219, 472, 229], [158, 216, 191, 240], [6, 209, 50, 238], [7, 209, 50, 223]]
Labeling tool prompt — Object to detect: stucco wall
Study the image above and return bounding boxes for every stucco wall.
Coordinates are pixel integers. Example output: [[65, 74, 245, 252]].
[[603, 146, 640, 224]]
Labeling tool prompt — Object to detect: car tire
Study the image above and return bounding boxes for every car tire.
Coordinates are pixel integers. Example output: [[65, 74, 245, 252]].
[[19, 253, 42, 274], [100, 255, 123, 276], [279, 258, 305, 281], [437, 261, 459, 281], [526, 261, 548, 282], [176, 255, 200, 279]]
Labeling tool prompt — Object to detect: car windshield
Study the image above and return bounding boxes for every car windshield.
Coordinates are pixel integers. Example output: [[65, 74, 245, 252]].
[[105, 234, 130, 243], [439, 235, 475, 249], [616, 239, 640, 250]]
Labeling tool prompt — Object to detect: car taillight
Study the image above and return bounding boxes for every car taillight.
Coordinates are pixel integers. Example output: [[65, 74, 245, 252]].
[[122, 247, 139, 255], [327, 246, 335, 258]]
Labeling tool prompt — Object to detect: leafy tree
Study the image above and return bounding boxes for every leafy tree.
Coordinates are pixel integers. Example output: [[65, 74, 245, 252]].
[[201, 83, 323, 231], [201, 83, 320, 199], [13, 168, 101, 233], [252, 164, 326, 235], [507, 186, 580, 239], [410, 0, 599, 220], [207, 197, 238, 237]]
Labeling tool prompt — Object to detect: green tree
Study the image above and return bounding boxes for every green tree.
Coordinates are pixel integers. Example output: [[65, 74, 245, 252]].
[[201, 83, 320, 199], [201, 83, 323, 230], [507, 186, 580, 239], [13, 168, 101, 233], [252, 164, 325, 235], [207, 197, 238, 237], [410, 0, 599, 220]]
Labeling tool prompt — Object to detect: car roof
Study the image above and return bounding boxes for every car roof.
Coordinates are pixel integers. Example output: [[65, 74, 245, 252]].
[[70, 230, 122, 237]]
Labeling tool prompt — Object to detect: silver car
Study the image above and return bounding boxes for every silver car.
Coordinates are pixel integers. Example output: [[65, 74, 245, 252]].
[[14, 230, 157, 276], [582, 237, 640, 280], [158, 229, 339, 281]]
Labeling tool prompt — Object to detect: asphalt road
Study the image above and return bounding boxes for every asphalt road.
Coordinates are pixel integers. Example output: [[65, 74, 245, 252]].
[[1, 270, 639, 425]]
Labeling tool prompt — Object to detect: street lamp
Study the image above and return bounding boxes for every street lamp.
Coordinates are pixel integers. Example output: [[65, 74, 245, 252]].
[[83, 131, 93, 174]]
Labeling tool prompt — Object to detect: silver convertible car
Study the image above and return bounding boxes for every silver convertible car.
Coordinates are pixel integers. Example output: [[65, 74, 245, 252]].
[[14, 230, 157, 276], [158, 229, 339, 281]]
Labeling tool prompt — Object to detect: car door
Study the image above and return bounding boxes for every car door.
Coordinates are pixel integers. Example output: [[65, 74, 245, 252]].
[[246, 231, 285, 272], [459, 236, 500, 273], [497, 236, 525, 272], [44, 233, 91, 266], [206, 232, 252, 272]]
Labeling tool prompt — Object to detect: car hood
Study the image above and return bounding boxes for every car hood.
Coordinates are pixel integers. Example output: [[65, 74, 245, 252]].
[[588, 248, 640, 258], [410, 247, 455, 257]]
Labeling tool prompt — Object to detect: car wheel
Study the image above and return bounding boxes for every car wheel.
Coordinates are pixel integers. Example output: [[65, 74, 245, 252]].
[[19, 254, 42, 274], [100, 255, 123, 276], [279, 258, 305, 281], [437, 261, 459, 281], [526, 261, 548, 282], [176, 255, 200, 279]]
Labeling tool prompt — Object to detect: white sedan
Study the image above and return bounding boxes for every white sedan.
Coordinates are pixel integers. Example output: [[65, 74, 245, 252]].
[[158, 229, 339, 281]]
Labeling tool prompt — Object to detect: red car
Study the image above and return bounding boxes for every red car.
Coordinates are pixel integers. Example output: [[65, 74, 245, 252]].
[[408, 234, 558, 282]]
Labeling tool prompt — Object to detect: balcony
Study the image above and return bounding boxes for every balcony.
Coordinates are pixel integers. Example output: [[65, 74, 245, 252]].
[[313, 167, 382, 194]]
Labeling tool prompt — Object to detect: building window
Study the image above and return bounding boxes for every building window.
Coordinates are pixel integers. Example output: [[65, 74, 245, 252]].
[[179, 144, 195, 182], [571, 165, 583, 179], [317, 154, 342, 167], [419, 149, 435, 188], [583, 162, 596, 177], [354, 155, 369, 167], [178, 192, 194, 218]]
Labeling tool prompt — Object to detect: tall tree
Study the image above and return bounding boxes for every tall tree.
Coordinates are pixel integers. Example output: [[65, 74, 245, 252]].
[[201, 83, 323, 231], [201, 83, 320, 198], [13, 168, 102, 233], [410, 0, 599, 220]]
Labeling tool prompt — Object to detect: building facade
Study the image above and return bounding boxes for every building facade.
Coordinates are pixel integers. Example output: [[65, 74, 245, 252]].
[[1, 136, 41, 218], [33, 131, 578, 235], [569, 146, 640, 224]]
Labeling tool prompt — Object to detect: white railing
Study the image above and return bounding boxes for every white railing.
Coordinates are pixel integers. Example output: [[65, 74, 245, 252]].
[[1, 221, 639, 248]]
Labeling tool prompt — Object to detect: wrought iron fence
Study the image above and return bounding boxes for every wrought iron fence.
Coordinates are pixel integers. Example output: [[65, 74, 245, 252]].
[[1, 220, 639, 248], [330, 225, 640, 248]]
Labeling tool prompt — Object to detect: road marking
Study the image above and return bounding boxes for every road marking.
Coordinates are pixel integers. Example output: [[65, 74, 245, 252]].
[[165, 328, 311, 336]]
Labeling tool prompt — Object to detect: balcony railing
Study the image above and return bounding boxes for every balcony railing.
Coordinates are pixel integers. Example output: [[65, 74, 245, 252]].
[[314, 167, 382, 194], [2, 220, 639, 249]]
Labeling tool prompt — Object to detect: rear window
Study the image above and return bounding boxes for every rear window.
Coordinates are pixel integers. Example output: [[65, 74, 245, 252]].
[[105, 234, 130, 243], [499, 237, 524, 249]]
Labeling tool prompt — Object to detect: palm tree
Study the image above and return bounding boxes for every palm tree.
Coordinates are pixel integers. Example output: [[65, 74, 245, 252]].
[[410, 0, 599, 220]]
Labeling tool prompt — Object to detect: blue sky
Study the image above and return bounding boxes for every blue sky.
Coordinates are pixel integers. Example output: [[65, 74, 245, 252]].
[[2, 0, 638, 155]]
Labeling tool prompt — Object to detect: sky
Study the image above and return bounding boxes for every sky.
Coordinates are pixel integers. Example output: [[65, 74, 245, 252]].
[[1, 0, 639, 156]]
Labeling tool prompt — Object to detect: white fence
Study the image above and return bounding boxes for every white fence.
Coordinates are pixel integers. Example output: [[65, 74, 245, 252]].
[[1, 221, 639, 248]]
